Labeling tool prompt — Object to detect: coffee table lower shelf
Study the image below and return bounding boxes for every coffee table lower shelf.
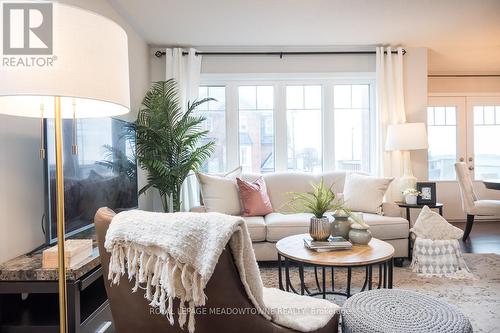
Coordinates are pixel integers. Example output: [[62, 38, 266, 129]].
[[277, 254, 393, 299]]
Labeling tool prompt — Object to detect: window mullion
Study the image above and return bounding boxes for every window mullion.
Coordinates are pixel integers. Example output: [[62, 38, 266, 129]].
[[226, 82, 239, 170], [323, 81, 335, 171], [275, 82, 287, 171]]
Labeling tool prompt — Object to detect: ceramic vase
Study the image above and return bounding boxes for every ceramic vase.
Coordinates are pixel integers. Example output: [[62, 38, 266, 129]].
[[405, 194, 418, 205], [309, 216, 331, 241], [331, 216, 351, 239], [349, 227, 372, 245]]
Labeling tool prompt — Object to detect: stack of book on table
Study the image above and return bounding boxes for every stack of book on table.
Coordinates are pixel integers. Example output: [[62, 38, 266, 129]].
[[304, 236, 352, 252]]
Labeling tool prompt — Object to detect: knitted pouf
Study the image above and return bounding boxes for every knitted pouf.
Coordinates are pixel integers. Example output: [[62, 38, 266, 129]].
[[341, 289, 473, 333]]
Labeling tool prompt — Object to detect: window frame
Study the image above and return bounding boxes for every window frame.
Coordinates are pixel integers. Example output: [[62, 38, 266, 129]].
[[200, 73, 376, 173]]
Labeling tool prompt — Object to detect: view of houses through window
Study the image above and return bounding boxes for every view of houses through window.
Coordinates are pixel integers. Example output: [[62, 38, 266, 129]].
[[238, 86, 275, 173], [286, 85, 322, 172], [473, 105, 500, 180], [198, 78, 374, 174], [427, 106, 457, 180]]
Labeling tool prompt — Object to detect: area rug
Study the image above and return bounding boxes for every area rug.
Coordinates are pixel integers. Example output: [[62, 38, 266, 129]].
[[259, 253, 500, 333]]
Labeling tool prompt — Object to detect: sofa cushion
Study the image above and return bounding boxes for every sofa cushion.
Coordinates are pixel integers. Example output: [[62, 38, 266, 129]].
[[237, 177, 273, 216], [196, 167, 242, 215], [363, 213, 409, 240], [265, 213, 315, 242], [262, 172, 348, 213], [264, 212, 408, 242], [343, 173, 393, 214], [242, 216, 266, 242]]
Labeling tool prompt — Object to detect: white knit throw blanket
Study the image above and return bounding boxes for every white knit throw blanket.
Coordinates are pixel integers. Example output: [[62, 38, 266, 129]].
[[105, 210, 270, 332]]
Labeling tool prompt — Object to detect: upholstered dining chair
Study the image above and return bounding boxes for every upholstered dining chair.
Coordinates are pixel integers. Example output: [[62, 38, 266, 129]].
[[455, 162, 500, 241], [95, 208, 339, 333]]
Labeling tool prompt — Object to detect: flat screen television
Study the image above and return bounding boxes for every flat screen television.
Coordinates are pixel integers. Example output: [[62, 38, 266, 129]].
[[44, 117, 138, 244]]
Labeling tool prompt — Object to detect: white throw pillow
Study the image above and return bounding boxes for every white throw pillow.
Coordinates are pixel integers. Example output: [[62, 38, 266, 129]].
[[196, 167, 242, 215], [343, 173, 393, 214], [411, 206, 463, 240]]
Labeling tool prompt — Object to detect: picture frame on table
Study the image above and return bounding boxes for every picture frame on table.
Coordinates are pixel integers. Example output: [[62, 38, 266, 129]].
[[416, 182, 437, 205]]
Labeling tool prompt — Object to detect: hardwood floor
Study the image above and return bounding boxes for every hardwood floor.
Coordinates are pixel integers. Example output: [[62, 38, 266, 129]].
[[452, 221, 500, 254]]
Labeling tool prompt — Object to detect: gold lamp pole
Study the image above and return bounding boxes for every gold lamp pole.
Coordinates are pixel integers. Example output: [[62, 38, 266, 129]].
[[54, 96, 68, 333]]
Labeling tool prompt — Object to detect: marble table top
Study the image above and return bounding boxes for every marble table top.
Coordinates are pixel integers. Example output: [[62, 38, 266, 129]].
[[0, 247, 101, 281]]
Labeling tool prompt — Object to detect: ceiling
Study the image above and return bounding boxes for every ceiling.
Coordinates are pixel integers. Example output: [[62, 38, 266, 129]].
[[110, 0, 500, 74]]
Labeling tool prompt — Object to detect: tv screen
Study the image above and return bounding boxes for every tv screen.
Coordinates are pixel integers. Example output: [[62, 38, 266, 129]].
[[44, 117, 137, 243]]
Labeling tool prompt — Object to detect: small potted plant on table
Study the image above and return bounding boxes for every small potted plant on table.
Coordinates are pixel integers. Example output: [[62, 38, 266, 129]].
[[403, 187, 421, 205], [286, 178, 345, 241]]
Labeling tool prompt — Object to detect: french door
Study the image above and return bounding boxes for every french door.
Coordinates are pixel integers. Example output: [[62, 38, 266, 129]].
[[466, 97, 500, 181], [427, 96, 500, 220], [427, 96, 500, 181]]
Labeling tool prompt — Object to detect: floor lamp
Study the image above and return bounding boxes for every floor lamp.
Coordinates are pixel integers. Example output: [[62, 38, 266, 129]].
[[0, 3, 130, 332]]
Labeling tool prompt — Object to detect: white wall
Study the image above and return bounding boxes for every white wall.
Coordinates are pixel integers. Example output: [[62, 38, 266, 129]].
[[404, 48, 429, 184], [150, 47, 376, 82], [0, 0, 151, 263]]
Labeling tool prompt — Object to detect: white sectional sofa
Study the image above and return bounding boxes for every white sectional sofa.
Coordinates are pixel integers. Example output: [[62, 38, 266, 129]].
[[193, 171, 409, 261]]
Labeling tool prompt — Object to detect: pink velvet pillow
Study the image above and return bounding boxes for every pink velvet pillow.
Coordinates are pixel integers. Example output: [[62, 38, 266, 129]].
[[236, 177, 273, 216]]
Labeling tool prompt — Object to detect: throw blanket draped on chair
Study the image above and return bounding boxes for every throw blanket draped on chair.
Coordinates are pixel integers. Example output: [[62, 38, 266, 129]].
[[105, 210, 338, 332], [105, 210, 268, 332]]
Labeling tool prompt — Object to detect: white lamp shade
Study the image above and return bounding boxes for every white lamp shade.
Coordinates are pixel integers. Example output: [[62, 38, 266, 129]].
[[385, 123, 429, 151], [0, 3, 130, 118]]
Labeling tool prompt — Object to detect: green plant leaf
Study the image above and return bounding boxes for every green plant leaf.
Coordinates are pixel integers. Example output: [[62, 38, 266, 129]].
[[134, 79, 215, 212]]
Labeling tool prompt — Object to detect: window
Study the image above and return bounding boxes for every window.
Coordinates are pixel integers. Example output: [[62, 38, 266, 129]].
[[333, 84, 369, 171], [473, 105, 500, 179], [200, 75, 375, 175], [240, 146, 251, 170], [286, 85, 322, 172], [238, 86, 274, 173], [198, 86, 226, 173], [427, 106, 457, 180]]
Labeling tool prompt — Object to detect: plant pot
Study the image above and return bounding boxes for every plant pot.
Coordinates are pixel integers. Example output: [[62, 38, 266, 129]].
[[309, 216, 331, 241], [349, 228, 372, 245], [331, 216, 351, 239], [405, 194, 417, 205]]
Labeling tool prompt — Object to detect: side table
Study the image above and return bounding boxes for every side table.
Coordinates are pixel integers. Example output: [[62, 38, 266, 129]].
[[0, 247, 113, 333], [396, 201, 444, 260]]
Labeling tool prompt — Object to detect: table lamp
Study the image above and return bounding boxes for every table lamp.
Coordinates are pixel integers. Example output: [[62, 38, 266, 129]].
[[385, 123, 428, 194], [0, 3, 130, 333]]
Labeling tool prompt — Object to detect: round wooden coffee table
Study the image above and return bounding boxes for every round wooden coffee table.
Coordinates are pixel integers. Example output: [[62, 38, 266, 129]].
[[276, 234, 395, 299]]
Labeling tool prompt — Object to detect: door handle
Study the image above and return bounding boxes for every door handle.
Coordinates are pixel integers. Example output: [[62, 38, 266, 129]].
[[468, 157, 473, 162], [459, 157, 465, 162], [468, 166, 474, 171]]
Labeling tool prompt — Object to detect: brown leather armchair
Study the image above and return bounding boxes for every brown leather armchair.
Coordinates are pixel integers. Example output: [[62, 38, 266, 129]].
[[95, 208, 339, 333]]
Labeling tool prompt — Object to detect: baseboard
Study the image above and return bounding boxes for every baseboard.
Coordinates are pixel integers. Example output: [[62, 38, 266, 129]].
[[449, 218, 500, 223]]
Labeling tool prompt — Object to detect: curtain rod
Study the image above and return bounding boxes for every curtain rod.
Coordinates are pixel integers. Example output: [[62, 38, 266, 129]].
[[154, 49, 406, 58], [428, 74, 500, 78]]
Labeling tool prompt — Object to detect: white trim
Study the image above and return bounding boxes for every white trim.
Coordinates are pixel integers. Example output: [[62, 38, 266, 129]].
[[428, 92, 500, 97], [226, 82, 239, 169], [275, 82, 287, 171], [201, 72, 375, 82]]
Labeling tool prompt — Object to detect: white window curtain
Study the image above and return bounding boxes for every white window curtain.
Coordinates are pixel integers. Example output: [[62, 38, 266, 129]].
[[165, 47, 203, 211], [376, 46, 407, 201]]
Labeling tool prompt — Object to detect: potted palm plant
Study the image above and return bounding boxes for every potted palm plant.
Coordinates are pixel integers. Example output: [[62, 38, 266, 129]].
[[286, 178, 345, 241], [132, 79, 215, 212]]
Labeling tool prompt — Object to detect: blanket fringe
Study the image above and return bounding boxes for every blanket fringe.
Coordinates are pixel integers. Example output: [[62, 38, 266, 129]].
[[108, 243, 207, 333]]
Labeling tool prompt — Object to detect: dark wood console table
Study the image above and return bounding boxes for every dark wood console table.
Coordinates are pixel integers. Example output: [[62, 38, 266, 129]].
[[0, 247, 113, 333]]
